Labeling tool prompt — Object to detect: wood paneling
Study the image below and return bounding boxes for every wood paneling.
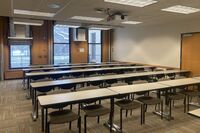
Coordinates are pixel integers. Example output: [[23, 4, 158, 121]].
[[181, 33, 200, 76], [102, 30, 110, 62], [32, 21, 52, 65], [1, 18, 110, 79], [71, 41, 88, 63]]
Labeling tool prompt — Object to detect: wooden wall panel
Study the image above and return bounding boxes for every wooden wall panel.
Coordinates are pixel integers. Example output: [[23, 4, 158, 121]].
[[71, 41, 88, 63], [181, 33, 200, 76], [102, 31, 110, 62], [31, 21, 51, 65], [1, 18, 110, 79]]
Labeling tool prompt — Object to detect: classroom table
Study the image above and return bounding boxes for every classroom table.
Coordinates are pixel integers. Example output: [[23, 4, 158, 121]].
[[108, 82, 170, 132], [28, 62, 127, 68], [30, 69, 189, 120], [22, 62, 136, 87], [38, 88, 117, 132], [25, 65, 156, 90], [157, 77, 200, 119]]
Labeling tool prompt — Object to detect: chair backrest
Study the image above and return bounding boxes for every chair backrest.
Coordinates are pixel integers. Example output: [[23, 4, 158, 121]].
[[50, 102, 69, 109], [132, 80, 148, 84], [132, 80, 148, 95], [157, 77, 169, 82], [59, 84, 75, 90], [90, 81, 103, 87], [78, 86, 100, 104], [36, 86, 54, 93], [111, 82, 128, 87], [78, 85, 99, 91], [175, 75, 186, 79]]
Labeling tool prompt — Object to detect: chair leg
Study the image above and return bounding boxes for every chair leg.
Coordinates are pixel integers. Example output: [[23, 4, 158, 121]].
[[141, 104, 143, 125], [69, 122, 72, 130], [78, 116, 81, 133], [161, 101, 163, 120], [97, 116, 100, 123], [77, 104, 81, 128], [184, 97, 186, 113], [130, 109, 133, 116], [120, 109, 123, 131], [143, 104, 145, 124], [84, 115, 87, 133], [187, 95, 190, 112], [169, 99, 172, 119], [46, 122, 50, 133], [125, 110, 128, 117], [36, 99, 39, 118]]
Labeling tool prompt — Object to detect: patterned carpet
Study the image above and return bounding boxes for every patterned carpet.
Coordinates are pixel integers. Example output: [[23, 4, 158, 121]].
[[0, 80, 200, 133]]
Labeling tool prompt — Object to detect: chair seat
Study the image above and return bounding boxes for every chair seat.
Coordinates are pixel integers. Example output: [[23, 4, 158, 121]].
[[115, 99, 141, 110], [49, 110, 79, 124], [168, 93, 185, 100], [82, 104, 110, 117], [136, 96, 162, 105]]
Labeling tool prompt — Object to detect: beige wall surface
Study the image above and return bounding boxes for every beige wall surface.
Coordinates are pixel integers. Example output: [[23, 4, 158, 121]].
[[112, 19, 200, 68]]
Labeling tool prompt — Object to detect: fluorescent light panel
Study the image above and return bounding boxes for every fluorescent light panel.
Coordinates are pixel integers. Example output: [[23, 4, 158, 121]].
[[71, 16, 104, 21], [56, 24, 80, 28], [122, 21, 142, 24], [104, 0, 157, 7], [161, 5, 200, 14], [14, 21, 42, 26], [89, 27, 111, 30], [14, 9, 55, 17]]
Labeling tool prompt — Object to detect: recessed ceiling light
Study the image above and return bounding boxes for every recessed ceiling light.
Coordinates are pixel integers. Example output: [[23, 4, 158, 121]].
[[13, 18, 44, 26], [104, 0, 157, 7], [48, 4, 60, 9], [122, 21, 142, 25], [89, 27, 111, 30], [161, 5, 200, 14], [70, 16, 104, 21], [14, 9, 55, 17]]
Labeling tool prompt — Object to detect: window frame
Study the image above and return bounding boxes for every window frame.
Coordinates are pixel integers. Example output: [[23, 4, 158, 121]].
[[53, 25, 71, 64], [88, 29, 103, 63], [9, 43, 32, 69]]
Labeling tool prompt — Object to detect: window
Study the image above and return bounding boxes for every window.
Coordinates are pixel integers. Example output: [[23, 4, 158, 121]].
[[53, 24, 70, 64], [88, 29, 102, 63], [10, 44, 31, 68]]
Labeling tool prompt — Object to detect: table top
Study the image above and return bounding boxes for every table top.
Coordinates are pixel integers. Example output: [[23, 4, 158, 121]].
[[157, 78, 200, 87], [109, 82, 169, 94], [24, 62, 133, 71], [193, 76, 200, 80], [38, 88, 117, 107], [25, 65, 154, 77], [31, 77, 90, 88], [188, 109, 200, 117], [30, 69, 189, 88]]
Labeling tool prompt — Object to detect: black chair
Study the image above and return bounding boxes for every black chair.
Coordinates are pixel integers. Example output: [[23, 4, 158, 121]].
[[36, 86, 54, 118], [182, 85, 200, 112], [111, 82, 142, 131], [46, 103, 81, 133], [82, 103, 110, 133], [132, 80, 163, 124], [78, 86, 110, 133], [166, 76, 187, 118]]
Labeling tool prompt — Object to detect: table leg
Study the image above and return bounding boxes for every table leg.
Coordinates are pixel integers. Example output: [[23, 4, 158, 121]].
[[41, 107, 44, 132], [104, 98, 122, 133], [32, 89, 37, 121], [45, 108, 48, 133], [26, 78, 31, 99], [153, 89, 174, 120]]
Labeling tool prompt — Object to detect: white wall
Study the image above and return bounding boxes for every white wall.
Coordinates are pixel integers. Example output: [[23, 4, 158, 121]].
[[112, 19, 200, 68]]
